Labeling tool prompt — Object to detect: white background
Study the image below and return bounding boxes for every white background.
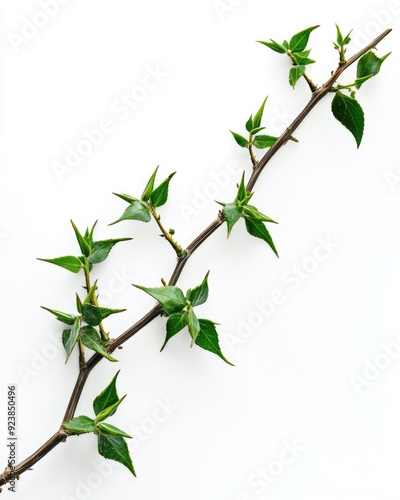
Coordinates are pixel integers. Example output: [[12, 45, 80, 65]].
[[1, 1, 399, 499]]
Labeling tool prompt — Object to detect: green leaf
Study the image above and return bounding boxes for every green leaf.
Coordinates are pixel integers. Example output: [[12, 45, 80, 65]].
[[186, 271, 209, 307], [84, 283, 98, 304], [64, 316, 82, 362], [195, 319, 233, 366], [230, 130, 249, 148], [249, 126, 265, 135], [76, 293, 83, 314], [70, 221, 91, 257], [80, 325, 117, 362], [289, 65, 306, 87], [253, 135, 279, 149], [134, 285, 187, 315], [236, 172, 247, 203], [110, 201, 151, 225], [223, 203, 243, 236], [355, 51, 390, 89], [257, 39, 287, 54], [38, 255, 82, 273], [331, 91, 365, 148], [188, 308, 200, 344], [289, 25, 319, 53], [253, 97, 268, 129], [82, 304, 126, 326], [150, 172, 176, 208], [41, 306, 76, 325], [245, 115, 254, 133], [142, 166, 159, 201], [88, 238, 132, 264], [112, 193, 139, 203], [244, 217, 279, 257], [291, 50, 315, 66], [162, 311, 188, 351], [63, 416, 96, 435], [97, 434, 135, 476], [93, 371, 120, 416], [95, 396, 126, 423], [243, 205, 278, 223], [96, 423, 132, 438]]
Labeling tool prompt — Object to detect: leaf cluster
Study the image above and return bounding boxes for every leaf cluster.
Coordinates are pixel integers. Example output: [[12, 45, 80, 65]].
[[63, 372, 135, 475], [135, 272, 233, 365], [258, 25, 319, 87], [218, 174, 279, 256]]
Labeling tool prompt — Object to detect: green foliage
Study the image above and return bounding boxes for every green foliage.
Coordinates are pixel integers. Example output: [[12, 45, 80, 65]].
[[331, 91, 365, 148], [136, 273, 231, 364], [196, 320, 233, 365], [333, 24, 352, 62], [355, 51, 390, 88], [81, 304, 126, 326], [258, 25, 318, 88], [38, 255, 82, 273], [218, 173, 278, 256], [80, 326, 117, 362], [63, 372, 135, 476], [230, 97, 279, 160], [112, 167, 176, 224]]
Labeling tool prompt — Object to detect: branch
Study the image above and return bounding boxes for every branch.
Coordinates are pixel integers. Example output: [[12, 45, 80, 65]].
[[0, 27, 391, 491]]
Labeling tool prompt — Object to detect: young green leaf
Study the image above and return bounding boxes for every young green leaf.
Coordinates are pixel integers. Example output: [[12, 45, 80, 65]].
[[110, 201, 151, 225], [93, 371, 120, 416], [80, 325, 117, 362], [95, 396, 126, 423], [82, 304, 126, 326], [291, 50, 315, 66], [236, 172, 247, 203], [41, 306, 76, 325], [243, 205, 278, 223], [88, 238, 132, 264], [112, 193, 139, 203], [289, 25, 319, 53], [245, 115, 254, 133], [96, 423, 132, 438], [252, 135, 279, 149], [84, 283, 98, 305], [188, 307, 200, 344], [38, 255, 83, 273], [230, 131, 249, 148], [355, 51, 390, 88], [63, 416, 96, 435], [249, 126, 266, 135], [76, 293, 83, 314], [195, 319, 233, 366], [70, 221, 91, 257], [64, 316, 82, 362], [142, 166, 159, 201], [331, 91, 365, 148], [223, 203, 243, 236], [149, 172, 176, 208], [186, 271, 209, 307], [244, 217, 279, 256], [162, 311, 189, 351], [289, 65, 307, 87], [134, 285, 187, 315], [257, 39, 287, 54], [97, 434, 135, 476], [253, 97, 268, 129]]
